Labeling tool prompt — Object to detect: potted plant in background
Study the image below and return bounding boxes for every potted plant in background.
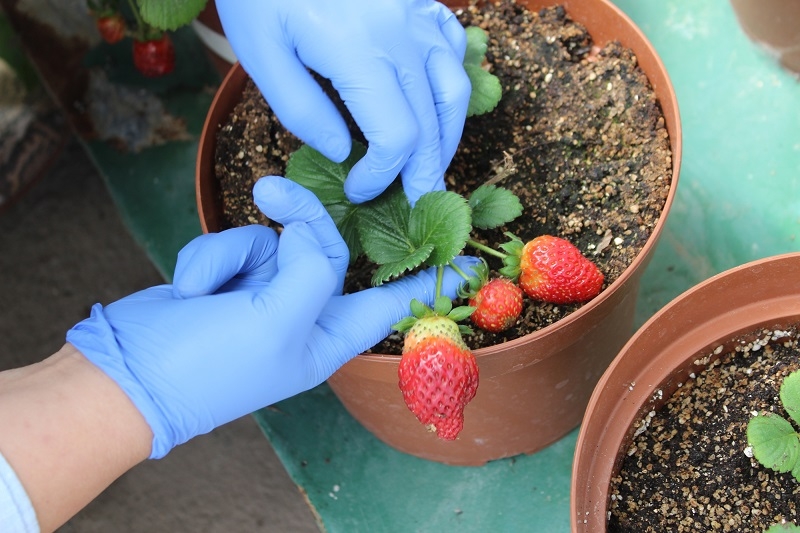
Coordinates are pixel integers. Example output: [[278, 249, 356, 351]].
[[87, 0, 218, 77], [195, 0, 682, 466], [572, 252, 800, 532]]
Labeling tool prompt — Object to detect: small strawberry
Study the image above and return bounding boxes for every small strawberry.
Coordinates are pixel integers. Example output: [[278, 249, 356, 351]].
[[95, 14, 126, 44], [499, 233, 604, 305], [469, 277, 523, 332], [460, 260, 523, 333], [394, 297, 479, 440], [133, 33, 175, 77]]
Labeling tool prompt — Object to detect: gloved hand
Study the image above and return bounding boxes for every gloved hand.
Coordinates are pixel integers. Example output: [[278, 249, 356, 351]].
[[67, 177, 478, 459], [216, 0, 471, 206]]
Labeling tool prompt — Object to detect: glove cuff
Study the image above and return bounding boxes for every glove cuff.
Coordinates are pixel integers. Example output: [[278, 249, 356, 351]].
[[65, 303, 174, 459]]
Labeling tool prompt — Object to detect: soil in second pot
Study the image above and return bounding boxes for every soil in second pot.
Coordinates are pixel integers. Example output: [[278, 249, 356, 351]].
[[212, 1, 673, 354], [609, 325, 800, 532]]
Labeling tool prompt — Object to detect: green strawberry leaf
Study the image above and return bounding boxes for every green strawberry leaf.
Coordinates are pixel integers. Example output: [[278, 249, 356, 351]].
[[358, 184, 413, 264], [286, 142, 367, 261], [464, 26, 489, 67], [781, 371, 800, 427], [408, 191, 472, 266], [469, 184, 524, 229], [463, 27, 502, 117], [286, 142, 365, 204], [135, 0, 208, 31], [371, 244, 434, 286], [747, 413, 800, 476]]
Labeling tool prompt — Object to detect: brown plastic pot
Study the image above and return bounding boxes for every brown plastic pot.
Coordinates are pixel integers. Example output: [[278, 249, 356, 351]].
[[730, 0, 800, 76], [195, 0, 682, 465], [571, 252, 800, 532]]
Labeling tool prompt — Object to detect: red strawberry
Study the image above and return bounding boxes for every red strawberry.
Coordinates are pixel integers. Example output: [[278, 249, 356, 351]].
[[96, 14, 126, 44], [133, 33, 175, 77], [511, 235, 604, 304], [394, 300, 479, 440], [469, 277, 523, 333]]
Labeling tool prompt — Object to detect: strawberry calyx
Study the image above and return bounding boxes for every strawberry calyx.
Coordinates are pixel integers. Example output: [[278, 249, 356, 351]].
[[496, 232, 525, 280], [393, 296, 474, 346]]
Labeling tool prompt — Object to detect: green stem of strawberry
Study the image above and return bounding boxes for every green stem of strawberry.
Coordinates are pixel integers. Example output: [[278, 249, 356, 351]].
[[447, 260, 473, 282], [467, 239, 506, 259], [435, 265, 445, 301], [126, 0, 161, 40]]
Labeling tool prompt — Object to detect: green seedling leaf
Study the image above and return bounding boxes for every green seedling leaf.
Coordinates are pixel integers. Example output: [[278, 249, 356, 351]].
[[766, 523, 800, 532], [469, 184, 524, 229], [408, 190, 472, 266], [463, 27, 502, 117], [136, 0, 208, 31], [781, 371, 800, 427], [747, 413, 800, 476], [286, 142, 368, 261]]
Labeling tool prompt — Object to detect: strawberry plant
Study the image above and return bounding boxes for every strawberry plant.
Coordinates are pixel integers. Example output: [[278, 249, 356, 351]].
[[747, 370, 800, 482], [87, 0, 208, 77], [281, 26, 605, 439]]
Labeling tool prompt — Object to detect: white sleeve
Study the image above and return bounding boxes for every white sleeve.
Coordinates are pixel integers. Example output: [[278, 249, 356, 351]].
[[0, 449, 39, 533]]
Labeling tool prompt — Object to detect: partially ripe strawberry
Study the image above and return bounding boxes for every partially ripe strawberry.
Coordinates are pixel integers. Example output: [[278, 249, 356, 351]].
[[469, 277, 523, 333], [399, 328, 479, 441], [516, 235, 604, 304], [133, 33, 175, 77], [96, 14, 126, 44], [394, 298, 479, 440], [403, 314, 467, 353]]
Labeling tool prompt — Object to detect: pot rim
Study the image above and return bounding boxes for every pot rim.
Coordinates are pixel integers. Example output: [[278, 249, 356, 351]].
[[196, 0, 683, 360], [570, 251, 800, 531]]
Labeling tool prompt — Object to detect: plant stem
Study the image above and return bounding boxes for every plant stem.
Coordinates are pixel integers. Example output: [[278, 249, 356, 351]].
[[467, 239, 506, 259], [448, 260, 472, 282], [435, 266, 444, 300], [126, 0, 144, 28]]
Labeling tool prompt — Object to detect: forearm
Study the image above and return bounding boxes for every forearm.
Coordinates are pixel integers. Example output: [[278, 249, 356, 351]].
[[0, 343, 152, 532]]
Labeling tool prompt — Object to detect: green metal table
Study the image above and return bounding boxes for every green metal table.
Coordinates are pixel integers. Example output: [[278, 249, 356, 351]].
[[9, 1, 799, 531]]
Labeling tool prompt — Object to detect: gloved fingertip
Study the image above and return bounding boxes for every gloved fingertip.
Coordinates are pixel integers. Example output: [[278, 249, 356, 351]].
[[314, 133, 352, 164]]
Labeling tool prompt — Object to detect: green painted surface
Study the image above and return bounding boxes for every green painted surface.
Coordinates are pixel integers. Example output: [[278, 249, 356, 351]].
[[254, 385, 576, 533], [74, 1, 799, 531], [624, 0, 800, 326]]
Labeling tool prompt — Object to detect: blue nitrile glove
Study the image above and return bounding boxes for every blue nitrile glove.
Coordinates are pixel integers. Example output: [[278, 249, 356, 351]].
[[216, 0, 471, 206], [66, 177, 478, 459]]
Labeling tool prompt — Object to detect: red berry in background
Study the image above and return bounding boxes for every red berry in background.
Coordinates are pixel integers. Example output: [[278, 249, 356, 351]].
[[518, 235, 604, 304], [96, 14, 126, 44], [133, 33, 175, 77], [469, 277, 523, 333]]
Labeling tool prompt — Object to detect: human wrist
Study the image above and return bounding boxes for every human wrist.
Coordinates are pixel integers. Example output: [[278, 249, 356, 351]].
[[0, 344, 152, 531]]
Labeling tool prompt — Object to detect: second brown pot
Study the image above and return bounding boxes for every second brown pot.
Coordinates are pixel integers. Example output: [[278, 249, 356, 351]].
[[571, 252, 800, 531]]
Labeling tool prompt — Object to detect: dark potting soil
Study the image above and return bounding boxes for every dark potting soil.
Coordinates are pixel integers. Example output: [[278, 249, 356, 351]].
[[609, 325, 800, 532], [213, 1, 673, 354]]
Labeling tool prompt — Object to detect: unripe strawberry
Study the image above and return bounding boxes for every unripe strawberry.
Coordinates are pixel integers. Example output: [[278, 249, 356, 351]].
[[517, 235, 604, 304], [469, 277, 523, 333], [399, 333, 479, 440]]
